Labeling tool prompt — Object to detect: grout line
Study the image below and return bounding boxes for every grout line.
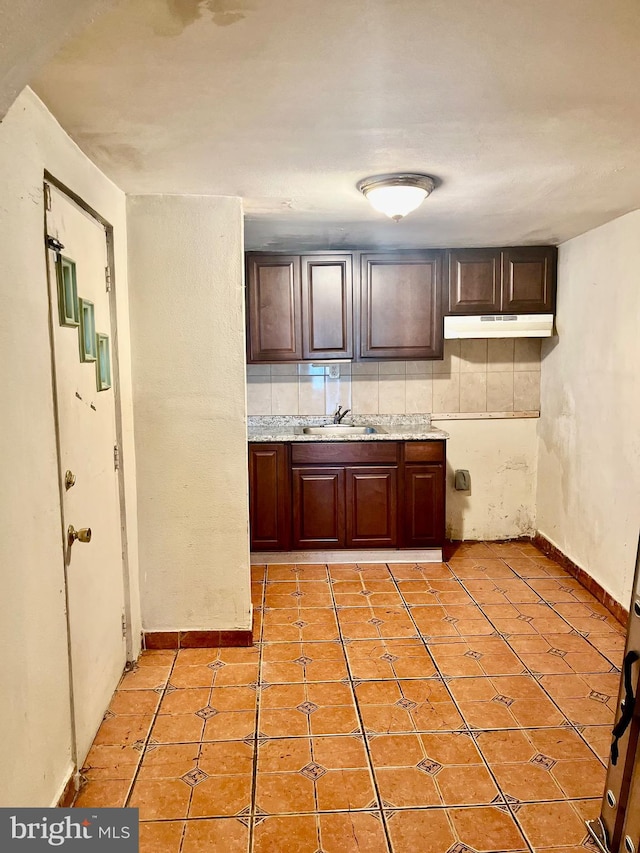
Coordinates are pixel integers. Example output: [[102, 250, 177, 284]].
[[481, 557, 624, 659], [303, 569, 322, 819], [504, 798, 536, 853], [327, 563, 393, 853], [122, 653, 176, 805], [450, 565, 614, 767], [465, 558, 621, 731], [504, 796, 604, 853], [248, 572, 266, 852], [495, 571, 619, 770], [256, 629, 621, 668], [447, 551, 621, 654], [130, 724, 612, 743], [444, 552, 609, 846], [387, 554, 608, 834], [138, 798, 600, 818], [505, 796, 604, 853], [314, 811, 322, 853], [122, 651, 191, 853], [260, 562, 622, 653], [383, 562, 530, 837], [370, 556, 533, 851]]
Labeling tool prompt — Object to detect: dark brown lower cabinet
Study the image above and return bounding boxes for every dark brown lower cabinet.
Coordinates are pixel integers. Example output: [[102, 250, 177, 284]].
[[402, 440, 446, 548], [402, 464, 445, 547], [292, 465, 397, 548], [248, 444, 290, 550], [346, 467, 397, 547], [249, 440, 446, 551], [292, 467, 345, 548]]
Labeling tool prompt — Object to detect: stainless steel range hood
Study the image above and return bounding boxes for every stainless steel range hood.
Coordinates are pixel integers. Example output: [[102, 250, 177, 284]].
[[444, 314, 554, 339]]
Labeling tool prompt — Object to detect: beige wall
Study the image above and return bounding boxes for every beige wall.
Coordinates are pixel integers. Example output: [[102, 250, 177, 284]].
[[127, 195, 251, 632], [537, 211, 640, 607], [436, 418, 538, 540], [0, 88, 140, 806]]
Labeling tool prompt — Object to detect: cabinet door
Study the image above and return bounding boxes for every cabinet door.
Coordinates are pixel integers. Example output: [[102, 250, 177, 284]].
[[301, 255, 353, 359], [402, 464, 445, 547], [247, 254, 302, 361], [292, 467, 345, 548], [346, 466, 397, 547], [446, 248, 501, 315], [360, 252, 443, 359], [248, 444, 290, 550], [501, 247, 556, 313]]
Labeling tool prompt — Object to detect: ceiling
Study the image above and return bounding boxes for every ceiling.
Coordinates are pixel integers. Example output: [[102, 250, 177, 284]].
[[0, 0, 114, 119], [31, 0, 640, 250]]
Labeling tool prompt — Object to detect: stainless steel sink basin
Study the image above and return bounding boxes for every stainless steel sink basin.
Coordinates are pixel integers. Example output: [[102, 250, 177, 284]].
[[302, 425, 385, 435]]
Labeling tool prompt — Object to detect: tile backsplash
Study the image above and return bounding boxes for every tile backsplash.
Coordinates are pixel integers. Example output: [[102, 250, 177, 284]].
[[246, 338, 541, 416]]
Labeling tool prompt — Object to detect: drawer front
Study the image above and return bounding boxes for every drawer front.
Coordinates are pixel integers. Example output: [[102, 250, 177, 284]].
[[404, 441, 445, 463], [291, 442, 399, 465]]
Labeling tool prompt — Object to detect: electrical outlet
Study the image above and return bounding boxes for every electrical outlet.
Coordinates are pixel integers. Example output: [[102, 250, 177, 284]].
[[327, 364, 340, 379], [454, 469, 471, 490]]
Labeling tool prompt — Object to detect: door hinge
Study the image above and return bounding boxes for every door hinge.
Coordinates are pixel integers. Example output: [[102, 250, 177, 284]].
[[44, 182, 52, 211], [113, 443, 120, 470], [121, 612, 127, 638], [105, 265, 112, 292], [46, 235, 64, 252]]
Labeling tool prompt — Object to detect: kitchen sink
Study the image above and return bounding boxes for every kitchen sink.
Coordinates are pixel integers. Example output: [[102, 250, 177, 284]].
[[302, 425, 386, 435]]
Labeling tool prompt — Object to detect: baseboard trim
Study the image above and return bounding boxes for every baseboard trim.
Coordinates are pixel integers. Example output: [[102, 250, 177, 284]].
[[144, 629, 253, 650], [53, 765, 77, 807], [250, 548, 443, 564], [533, 532, 628, 626]]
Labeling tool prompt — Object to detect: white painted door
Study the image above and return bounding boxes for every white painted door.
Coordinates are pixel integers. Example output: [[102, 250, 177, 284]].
[[45, 183, 127, 768]]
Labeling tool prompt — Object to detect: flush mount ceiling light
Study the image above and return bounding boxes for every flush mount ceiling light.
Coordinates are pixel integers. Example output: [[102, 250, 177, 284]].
[[357, 173, 436, 222]]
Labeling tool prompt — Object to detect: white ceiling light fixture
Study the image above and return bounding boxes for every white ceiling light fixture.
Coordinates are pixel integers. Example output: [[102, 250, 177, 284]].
[[357, 173, 436, 222]]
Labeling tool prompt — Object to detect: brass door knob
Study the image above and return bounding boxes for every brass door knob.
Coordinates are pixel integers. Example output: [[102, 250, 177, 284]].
[[64, 470, 76, 490], [68, 525, 92, 546]]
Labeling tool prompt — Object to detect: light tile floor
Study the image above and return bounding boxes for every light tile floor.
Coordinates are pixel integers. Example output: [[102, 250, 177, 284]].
[[75, 541, 626, 852]]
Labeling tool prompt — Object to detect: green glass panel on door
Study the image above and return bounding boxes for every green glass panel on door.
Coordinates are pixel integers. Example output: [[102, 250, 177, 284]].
[[96, 333, 111, 391], [79, 297, 96, 362], [57, 256, 79, 326]]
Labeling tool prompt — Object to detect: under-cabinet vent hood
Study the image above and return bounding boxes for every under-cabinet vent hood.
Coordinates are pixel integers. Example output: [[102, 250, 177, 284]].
[[444, 314, 554, 339]]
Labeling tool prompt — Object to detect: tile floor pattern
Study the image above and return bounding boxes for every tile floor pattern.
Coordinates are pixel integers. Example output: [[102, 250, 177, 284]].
[[75, 541, 627, 853]]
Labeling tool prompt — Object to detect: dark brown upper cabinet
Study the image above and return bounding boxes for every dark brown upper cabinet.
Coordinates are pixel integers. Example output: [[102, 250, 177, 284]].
[[247, 245, 556, 362], [360, 251, 443, 360], [301, 255, 353, 359], [247, 255, 302, 362], [501, 247, 556, 313], [247, 253, 352, 363], [446, 246, 556, 315], [447, 248, 501, 314]]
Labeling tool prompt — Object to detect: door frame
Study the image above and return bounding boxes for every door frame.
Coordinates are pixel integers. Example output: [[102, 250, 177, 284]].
[[42, 172, 135, 768]]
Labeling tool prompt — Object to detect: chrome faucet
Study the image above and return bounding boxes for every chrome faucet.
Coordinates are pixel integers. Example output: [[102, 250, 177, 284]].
[[333, 405, 351, 424]]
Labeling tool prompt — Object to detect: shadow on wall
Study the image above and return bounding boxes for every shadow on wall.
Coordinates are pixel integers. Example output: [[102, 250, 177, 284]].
[[445, 460, 471, 540]]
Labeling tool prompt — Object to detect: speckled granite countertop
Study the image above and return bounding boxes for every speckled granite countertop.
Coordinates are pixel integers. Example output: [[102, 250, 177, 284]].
[[247, 414, 449, 442]]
